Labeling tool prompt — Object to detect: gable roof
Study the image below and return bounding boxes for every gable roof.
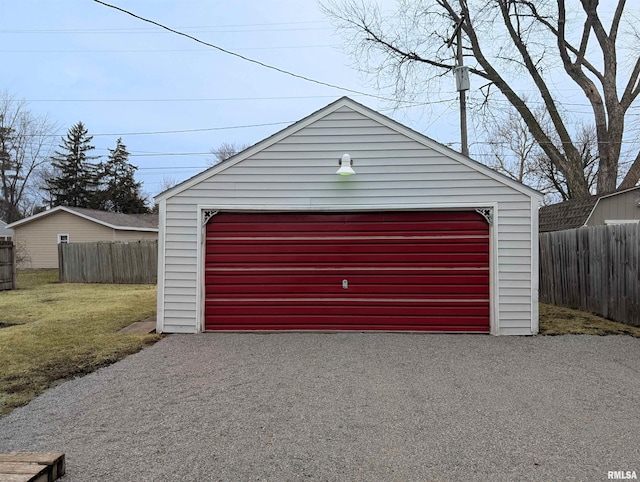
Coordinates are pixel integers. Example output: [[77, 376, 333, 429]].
[[156, 96, 542, 202], [539, 185, 640, 232], [6, 206, 158, 232]]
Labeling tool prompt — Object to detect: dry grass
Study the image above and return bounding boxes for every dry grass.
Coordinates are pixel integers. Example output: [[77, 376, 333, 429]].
[[539, 302, 640, 337], [1, 270, 636, 417], [0, 270, 160, 417]]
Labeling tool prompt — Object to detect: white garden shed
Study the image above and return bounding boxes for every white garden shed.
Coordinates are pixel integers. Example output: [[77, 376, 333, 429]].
[[155, 97, 542, 335]]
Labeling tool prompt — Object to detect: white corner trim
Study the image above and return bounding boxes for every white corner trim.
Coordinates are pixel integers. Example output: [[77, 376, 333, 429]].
[[156, 199, 167, 334], [488, 203, 500, 336], [531, 198, 540, 335], [195, 206, 206, 333]]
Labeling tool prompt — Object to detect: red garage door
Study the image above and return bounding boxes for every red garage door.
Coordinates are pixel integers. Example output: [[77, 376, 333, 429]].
[[204, 211, 490, 332]]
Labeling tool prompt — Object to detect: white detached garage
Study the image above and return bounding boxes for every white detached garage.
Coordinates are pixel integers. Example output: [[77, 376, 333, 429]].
[[155, 97, 542, 335]]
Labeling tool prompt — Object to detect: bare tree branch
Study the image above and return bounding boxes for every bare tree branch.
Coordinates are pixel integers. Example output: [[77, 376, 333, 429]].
[[323, 0, 640, 197]]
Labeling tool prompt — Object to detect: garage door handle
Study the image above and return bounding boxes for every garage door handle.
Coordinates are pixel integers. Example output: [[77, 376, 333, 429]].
[[342, 279, 348, 289]]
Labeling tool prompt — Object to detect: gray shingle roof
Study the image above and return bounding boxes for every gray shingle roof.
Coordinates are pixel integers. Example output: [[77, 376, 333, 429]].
[[538, 196, 598, 232], [66, 207, 158, 229]]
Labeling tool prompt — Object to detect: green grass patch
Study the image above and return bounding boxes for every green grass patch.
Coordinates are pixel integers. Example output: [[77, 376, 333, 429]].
[[0, 269, 160, 417], [539, 302, 640, 337]]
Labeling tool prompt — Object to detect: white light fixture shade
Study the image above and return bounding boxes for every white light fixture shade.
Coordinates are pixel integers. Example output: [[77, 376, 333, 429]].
[[336, 153, 355, 176]]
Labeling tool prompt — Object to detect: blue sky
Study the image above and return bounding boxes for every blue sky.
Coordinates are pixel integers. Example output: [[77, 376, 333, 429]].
[[1, 0, 466, 201]]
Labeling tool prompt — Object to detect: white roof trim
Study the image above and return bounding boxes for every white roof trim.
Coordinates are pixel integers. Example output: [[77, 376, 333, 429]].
[[156, 97, 543, 202], [6, 206, 158, 232]]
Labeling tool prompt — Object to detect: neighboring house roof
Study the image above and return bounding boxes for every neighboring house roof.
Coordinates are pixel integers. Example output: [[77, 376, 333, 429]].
[[539, 197, 598, 232], [155, 96, 542, 202], [539, 185, 640, 232], [6, 206, 158, 232]]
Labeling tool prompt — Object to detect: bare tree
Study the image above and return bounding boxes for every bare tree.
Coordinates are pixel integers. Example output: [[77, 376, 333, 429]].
[[322, 0, 640, 198], [0, 91, 57, 222], [480, 106, 598, 203], [209, 142, 250, 166]]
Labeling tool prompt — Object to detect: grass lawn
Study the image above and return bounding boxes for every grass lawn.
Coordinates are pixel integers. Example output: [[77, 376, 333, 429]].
[[0, 271, 637, 418], [0, 269, 160, 417], [539, 302, 640, 337]]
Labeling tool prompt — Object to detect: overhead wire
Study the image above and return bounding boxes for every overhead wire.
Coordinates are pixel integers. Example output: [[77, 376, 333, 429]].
[[90, 0, 425, 105]]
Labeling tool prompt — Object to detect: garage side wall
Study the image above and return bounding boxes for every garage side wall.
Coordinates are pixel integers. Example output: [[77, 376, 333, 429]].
[[159, 105, 537, 335]]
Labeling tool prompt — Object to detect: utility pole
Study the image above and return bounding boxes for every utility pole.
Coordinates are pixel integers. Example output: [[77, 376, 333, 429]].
[[447, 14, 470, 157]]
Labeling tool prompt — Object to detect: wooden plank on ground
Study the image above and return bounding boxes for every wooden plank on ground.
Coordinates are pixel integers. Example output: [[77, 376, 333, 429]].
[[0, 452, 65, 481], [0, 462, 48, 481]]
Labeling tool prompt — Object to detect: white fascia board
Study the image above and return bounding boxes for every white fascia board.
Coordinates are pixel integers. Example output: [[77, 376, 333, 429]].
[[7, 206, 157, 232], [583, 199, 600, 226], [343, 99, 544, 201], [5, 206, 68, 229], [155, 99, 353, 202], [157, 97, 543, 203], [598, 185, 640, 200]]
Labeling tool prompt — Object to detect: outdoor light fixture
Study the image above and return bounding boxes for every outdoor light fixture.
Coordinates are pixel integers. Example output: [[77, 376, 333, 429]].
[[336, 153, 355, 176]]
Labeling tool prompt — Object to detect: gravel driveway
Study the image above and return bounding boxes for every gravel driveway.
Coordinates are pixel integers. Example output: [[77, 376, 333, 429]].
[[1, 333, 639, 481]]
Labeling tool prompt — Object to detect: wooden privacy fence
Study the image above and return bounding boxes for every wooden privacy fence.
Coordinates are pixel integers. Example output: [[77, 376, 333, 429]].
[[59, 240, 157, 284], [0, 241, 16, 291], [539, 223, 640, 327]]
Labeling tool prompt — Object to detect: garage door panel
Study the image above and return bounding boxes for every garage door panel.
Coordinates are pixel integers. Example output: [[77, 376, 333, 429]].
[[205, 252, 489, 266], [206, 303, 489, 317], [207, 276, 489, 301], [205, 317, 487, 333], [204, 211, 490, 332], [206, 268, 489, 286], [208, 314, 486, 331], [206, 239, 489, 255], [208, 213, 488, 234]]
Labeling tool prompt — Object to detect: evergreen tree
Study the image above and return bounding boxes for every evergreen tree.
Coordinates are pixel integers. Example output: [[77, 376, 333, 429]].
[[97, 138, 148, 213], [45, 121, 99, 208]]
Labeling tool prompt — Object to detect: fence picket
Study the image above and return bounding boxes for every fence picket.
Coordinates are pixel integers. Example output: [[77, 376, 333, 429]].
[[540, 223, 640, 327], [58, 241, 157, 284]]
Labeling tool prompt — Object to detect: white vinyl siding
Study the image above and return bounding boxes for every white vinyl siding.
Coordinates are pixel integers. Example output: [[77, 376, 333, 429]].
[[159, 101, 540, 335]]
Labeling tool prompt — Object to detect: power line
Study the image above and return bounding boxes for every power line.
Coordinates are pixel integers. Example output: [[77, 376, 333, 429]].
[[0, 20, 327, 34], [24, 95, 345, 103], [1, 45, 337, 53], [90, 0, 420, 105], [91, 121, 295, 137]]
